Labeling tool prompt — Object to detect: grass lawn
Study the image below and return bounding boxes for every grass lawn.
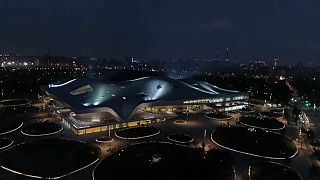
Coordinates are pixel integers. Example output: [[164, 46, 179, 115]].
[[0, 99, 31, 106], [0, 138, 13, 149], [259, 111, 282, 118], [206, 113, 232, 119], [211, 126, 297, 159], [96, 136, 114, 143], [115, 126, 159, 139], [21, 122, 62, 135], [0, 138, 100, 178], [239, 116, 284, 130], [168, 134, 194, 143], [249, 162, 301, 180], [0, 117, 23, 134], [239, 107, 255, 114], [94, 142, 235, 180], [270, 108, 284, 114]]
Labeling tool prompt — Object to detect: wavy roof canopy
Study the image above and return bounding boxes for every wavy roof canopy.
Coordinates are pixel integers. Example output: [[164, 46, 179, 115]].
[[44, 76, 246, 120]]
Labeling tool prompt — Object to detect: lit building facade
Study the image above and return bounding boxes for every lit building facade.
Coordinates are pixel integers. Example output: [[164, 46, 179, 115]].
[[42, 76, 248, 135]]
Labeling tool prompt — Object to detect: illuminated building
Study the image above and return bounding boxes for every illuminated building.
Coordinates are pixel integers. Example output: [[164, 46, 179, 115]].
[[42, 76, 248, 135]]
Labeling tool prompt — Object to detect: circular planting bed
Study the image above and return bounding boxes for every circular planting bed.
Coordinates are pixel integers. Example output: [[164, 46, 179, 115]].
[[211, 126, 297, 159], [238, 107, 255, 114], [0, 117, 23, 135], [0, 138, 14, 150], [205, 113, 232, 120], [96, 136, 114, 143], [21, 122, 63, 136], [239, 116, 285, 130], [173, 120, 186, 125], [259, 111, 282, 118], [249, 161, 301, 180], [0, 99, 31, 107], [270, 108, 284, 114], [167, 134, 194, 144], [0, 138, 100, 179], [94, 142, 235, 180], [115, 126, 160, 139]]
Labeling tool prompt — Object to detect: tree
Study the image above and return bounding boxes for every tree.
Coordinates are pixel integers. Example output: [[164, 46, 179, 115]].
[[202, 142, 206, 149]]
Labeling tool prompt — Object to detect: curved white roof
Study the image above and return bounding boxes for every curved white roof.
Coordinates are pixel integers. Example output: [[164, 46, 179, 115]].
[[44, 76, 248, 120]]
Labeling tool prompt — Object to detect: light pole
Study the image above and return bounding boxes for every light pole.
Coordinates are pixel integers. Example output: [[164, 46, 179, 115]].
[[299, 128, 302, 148], [203, 129, 207, 151], [186, 110, 189, 121]]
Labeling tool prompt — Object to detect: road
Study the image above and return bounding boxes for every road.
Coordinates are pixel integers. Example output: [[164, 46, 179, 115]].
[[1, 108, 318, 180]]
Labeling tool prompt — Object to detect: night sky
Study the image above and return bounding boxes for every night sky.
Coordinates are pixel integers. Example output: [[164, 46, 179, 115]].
[[1, 0, 320, 64]]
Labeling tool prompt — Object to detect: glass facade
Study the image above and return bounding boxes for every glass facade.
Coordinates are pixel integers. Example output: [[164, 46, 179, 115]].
[[63, 118, 158, 135]]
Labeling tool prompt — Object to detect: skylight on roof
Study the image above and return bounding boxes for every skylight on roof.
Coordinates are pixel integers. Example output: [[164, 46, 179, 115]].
[[70, 85, 94, 96]]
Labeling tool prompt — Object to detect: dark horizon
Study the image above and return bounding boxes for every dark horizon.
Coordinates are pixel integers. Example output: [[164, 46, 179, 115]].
[[1, 0, 320, 65]]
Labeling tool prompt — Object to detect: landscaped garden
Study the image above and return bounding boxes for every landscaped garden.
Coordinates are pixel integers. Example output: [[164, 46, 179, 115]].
[[238, 106, 255, 114], [167, 134, 194, 144], [259, 111, 283, 118], [115, 126, 160, 139], [0, 117, 23, 135], [21, 122, 63, 136], [94, 142, 235, 180], [0, 99, 31, 107], [211, 126, 297, 159], [96, 136, 114, 143], [239, 116, 284, 130], [249, 161, 301, 180], [0, 138, 14, 149], [270, 108, 284, 116], [205, 112, 232, 120], [0, 138, 100, 179]]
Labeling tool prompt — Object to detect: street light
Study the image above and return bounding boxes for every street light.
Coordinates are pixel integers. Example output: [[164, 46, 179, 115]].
[[186, 110, 189, 121], [299, 128, 303, 148]]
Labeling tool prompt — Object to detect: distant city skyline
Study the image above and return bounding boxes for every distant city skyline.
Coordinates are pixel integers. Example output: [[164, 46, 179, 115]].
[[0, 51, 317, 66], [1, 0, 320, 64]]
